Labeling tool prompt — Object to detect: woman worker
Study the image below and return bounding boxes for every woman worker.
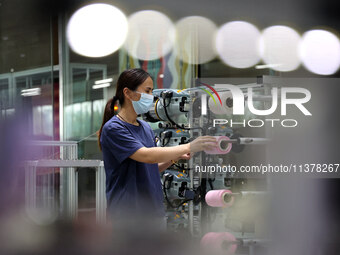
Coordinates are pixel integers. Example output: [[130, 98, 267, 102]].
[[98, 68, 217, 228]]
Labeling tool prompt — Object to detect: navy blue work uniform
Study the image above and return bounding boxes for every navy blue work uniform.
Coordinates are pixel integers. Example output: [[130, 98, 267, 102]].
[[100, 115, 165, 219]]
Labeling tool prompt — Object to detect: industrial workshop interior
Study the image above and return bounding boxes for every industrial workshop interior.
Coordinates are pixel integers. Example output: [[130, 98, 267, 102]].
[[1, 0, 340, 254]]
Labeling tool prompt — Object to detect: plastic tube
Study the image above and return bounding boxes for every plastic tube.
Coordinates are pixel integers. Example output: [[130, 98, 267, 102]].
[[201, 232, 237, 255], [205, 189, 234, 207], [204, 136, 232, 154]]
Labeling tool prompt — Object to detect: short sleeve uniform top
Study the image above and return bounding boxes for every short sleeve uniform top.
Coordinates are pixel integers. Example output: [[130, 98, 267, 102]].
[[100, 115, 165, 218]]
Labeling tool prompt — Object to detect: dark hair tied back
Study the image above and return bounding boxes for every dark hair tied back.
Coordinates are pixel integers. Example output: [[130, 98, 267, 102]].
[[111, 96, 118, 109]]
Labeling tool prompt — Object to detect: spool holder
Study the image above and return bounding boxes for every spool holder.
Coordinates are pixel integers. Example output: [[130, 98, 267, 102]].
[[221, 238, 269, 247], [223, 191, 267, 200], [220, 138, 269, 145]]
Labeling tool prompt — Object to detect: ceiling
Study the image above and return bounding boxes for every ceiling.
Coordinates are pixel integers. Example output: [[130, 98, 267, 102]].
[[0, 0, 339, 76]]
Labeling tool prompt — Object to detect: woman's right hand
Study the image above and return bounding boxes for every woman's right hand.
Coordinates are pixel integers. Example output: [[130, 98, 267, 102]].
[[189, 136, 218, 153]]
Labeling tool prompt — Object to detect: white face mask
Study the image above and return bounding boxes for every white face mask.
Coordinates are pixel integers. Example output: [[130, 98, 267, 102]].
[[131, 91, 154, 115]]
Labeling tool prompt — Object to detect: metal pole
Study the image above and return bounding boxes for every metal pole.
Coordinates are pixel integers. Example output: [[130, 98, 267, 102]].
[[25, 161, 37, 209], [96, 162, 106, 224]]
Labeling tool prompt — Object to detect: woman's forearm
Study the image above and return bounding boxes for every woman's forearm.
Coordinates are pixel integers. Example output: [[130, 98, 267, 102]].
[[130, 143, 190, 164], [147, 144, 190, 163], [158, 160, 173, 172]]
